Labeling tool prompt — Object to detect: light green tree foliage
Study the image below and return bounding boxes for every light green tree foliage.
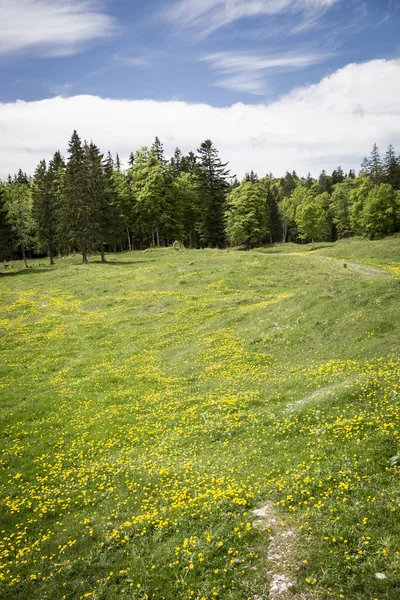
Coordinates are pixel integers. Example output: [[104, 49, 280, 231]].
[[278, 183, 308, 242], [331, 180, 355, 238], [225, 180, 267, 248], [295, 190, 327, 249], [349, 175, 374, 235], [277, 197, 294, 243], [5, 182, 34, 266], [360, 183, 399, 238], [127, 148, 164, 246]]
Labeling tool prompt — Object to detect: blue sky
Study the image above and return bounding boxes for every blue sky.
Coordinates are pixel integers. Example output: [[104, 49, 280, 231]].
[[1, 0, 399, 106], [0, 1, 400, 178]]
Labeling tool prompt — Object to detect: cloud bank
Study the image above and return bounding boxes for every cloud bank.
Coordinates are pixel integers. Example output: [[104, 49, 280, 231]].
[[0, 0, 117, 57], [1, 59, 400, 179]]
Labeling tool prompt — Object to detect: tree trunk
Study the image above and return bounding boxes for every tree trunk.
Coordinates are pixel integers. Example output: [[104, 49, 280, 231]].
[[126, 224, 132, 251], [48, 243, 54, 266], [22, 247, 28, 268], [156, 224, 160, 247], [269, 232, 273, 245], [82, 248, 88, 264], [282, 227, 287, 243], [151, 225, 155, 247], [312, 238, 315, 250], [100, 243, 106, 263]]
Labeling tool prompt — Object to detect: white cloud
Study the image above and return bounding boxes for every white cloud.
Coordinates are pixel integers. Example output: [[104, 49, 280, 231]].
[[0, 0, 117, 57], [165, 0, 340, 39], [1, 59, 400, 179], [203, 51, 332, 93]]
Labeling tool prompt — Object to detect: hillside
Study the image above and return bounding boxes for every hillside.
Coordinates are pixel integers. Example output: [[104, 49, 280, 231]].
[[0, 237, 399, 600]]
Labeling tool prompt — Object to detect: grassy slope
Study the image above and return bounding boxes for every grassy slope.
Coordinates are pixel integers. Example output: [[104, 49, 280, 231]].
[[0, 237, 399, 600]]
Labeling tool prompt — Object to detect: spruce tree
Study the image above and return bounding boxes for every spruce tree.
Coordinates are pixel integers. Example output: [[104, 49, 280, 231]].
[[384, 144, 400, 190], [170, 147, 183, 177], [180, 152, 197, 175], [32, 158, 61, 265], [318, 170, 332, 194], [331, 166, 345, 186], [196, 140, 230, 248], [151, 136, 165, 164], [0, 184, 13, 260], [367, 143, 383, 184], [61, 131, 100, 263]]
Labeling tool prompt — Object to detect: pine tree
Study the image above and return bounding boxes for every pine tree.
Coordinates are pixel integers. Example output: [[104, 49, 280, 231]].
[[101, 152, 125, 257], [172, 172, 199, 247], [244, 170, 258, 183], [383, 144, 400, 190], [279, 171, 298, 199], [180, 152, 197, 175], [331, 166, 345, 186], [0, 183, 13, 260], [61, 131, 101, 263], [151, 136, 165, 164], [318, 170, 332, 194], [32, 158, 61, 265], [261, 178, 280, 244], [170, 147, 183, 177], [196, 140, 230, 248], [367, 143, 383, 184]]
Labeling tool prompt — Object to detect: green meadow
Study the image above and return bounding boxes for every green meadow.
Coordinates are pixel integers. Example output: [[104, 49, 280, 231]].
[[0, 237, 399, 600]]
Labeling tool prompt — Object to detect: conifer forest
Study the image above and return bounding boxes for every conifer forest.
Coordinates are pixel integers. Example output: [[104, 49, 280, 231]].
[[1, 133, 400, 264]]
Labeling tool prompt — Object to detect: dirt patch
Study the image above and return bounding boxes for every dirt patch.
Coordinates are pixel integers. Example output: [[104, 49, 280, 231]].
[[316, 255, 390, 279], [252, 503, 316, 599]]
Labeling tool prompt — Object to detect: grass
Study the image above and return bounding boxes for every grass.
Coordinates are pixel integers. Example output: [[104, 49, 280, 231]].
[[0, 236, 399, 600]]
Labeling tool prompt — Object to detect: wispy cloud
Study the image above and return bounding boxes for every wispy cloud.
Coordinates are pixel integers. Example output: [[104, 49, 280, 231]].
[[113, 54, 152, 68], [0, 0, 117, 57], [203, 50, 332, 93], [165, 0, 340, 39]]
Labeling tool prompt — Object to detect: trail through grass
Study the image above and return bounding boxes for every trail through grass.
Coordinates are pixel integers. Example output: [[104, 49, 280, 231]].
[[0, 237, 399, 600]]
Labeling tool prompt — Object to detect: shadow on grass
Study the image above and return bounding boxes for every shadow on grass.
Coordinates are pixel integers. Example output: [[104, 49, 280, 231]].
[[0, 268, 47, 277], [90, 259, 157, 265]]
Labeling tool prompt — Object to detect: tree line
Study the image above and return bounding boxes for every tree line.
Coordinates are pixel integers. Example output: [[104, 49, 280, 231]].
[[1, 132, 399, 265]]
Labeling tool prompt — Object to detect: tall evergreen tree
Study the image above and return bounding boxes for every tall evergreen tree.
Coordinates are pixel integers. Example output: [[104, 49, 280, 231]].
[[196, 140, 230, 247], [61, 131, 100, 263], [367, 143, 383, 184], [383, 144, 400, 190], [244, 170, 258, 183], [170, 147, 183, 177], [0, 184, 13, 260], [180, 152, 197, 175], [331, 166, 345, 186], [32, 158, 61, 265], [151, 136, 165, 164], [318, 169, 332, 194]]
